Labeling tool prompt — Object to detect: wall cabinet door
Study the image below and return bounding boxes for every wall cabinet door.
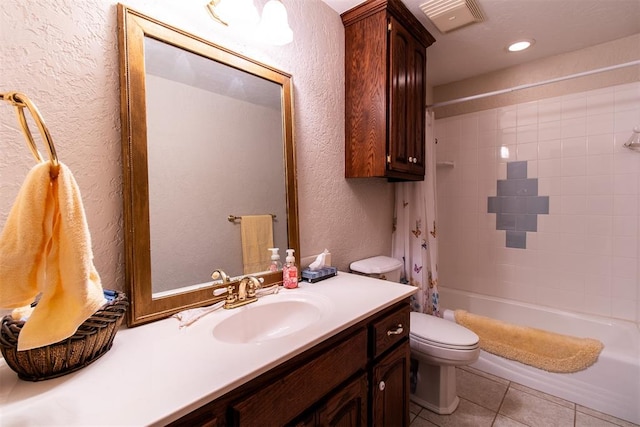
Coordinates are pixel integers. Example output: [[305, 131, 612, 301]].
[[343, 0, 434, 182], [371, 343, 411, 426], [388, 16, 426, 178]]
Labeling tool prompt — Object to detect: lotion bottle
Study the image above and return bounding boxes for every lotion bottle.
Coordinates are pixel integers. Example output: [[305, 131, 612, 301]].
[[268, 248, 282, 272], [283, 249, 298, 289]]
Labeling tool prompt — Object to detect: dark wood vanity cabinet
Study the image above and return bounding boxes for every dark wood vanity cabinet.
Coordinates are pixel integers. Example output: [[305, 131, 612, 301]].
[[170, 299, 411, 427], [342, 0, 435, 181]]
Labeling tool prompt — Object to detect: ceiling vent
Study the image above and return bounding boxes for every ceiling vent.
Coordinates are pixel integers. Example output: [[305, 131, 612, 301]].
[[420, 0, 485, 33]]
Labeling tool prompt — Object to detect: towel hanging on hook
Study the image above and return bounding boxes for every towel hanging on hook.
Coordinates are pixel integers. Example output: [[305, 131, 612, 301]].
[[0, 92, 60, 179]]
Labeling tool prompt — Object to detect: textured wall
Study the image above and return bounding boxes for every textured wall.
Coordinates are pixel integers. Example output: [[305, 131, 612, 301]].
[[0, 0, 394, 293]]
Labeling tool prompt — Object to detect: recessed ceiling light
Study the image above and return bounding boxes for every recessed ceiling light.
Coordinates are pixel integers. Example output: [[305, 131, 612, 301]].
[[507, 39, 534, 52]]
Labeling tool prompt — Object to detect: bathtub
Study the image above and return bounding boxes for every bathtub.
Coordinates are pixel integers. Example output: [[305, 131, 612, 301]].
[[439, 287, 640, 425]]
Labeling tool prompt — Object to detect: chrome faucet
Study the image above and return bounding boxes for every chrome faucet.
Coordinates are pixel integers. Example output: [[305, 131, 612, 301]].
[[211, 269, 261, 309]]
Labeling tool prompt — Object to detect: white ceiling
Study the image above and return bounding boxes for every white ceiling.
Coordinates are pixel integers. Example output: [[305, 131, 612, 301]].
[[322, 0, 640, 86]]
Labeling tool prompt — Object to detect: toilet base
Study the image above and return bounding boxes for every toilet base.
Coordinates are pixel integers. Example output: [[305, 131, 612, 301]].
[[410, 392, 460, 415], [410, 360, 461, 415]]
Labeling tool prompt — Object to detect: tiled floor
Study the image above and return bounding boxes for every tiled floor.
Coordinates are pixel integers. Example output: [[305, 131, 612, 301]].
[[410, 366, 639, 427]]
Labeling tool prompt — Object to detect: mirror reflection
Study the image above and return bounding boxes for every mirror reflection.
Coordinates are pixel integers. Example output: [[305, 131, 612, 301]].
[[144, 37, 288, 296], [118, 5, 298, 326]]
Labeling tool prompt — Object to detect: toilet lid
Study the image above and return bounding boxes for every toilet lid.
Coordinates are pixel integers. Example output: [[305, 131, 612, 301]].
[[410, 312, 479, 349]]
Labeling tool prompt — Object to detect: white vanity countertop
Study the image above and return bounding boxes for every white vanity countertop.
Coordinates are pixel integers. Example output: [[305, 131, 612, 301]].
[[0, 273, 415, 426]]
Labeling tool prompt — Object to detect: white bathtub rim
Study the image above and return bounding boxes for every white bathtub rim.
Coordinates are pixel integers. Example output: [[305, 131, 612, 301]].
[[439, 288, 640, 425]]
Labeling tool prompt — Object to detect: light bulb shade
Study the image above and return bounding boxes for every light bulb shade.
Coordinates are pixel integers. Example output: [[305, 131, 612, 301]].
[[212, 0, 260, 28], [258, 0, 293, 45]]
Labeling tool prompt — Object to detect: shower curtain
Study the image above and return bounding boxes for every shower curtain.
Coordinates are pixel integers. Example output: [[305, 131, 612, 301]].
[[392, 111, 440, 316]]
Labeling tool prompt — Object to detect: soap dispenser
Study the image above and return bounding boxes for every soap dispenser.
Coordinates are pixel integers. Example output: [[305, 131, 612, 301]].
[[283, 249, 298, 289], [268, 248, 282, 272]]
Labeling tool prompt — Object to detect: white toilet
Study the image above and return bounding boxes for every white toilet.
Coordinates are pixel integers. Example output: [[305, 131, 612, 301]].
[[350, 256, 480, 415]]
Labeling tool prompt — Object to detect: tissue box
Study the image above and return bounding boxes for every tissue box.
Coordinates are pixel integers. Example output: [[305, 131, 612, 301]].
[[301, 266, 338, 283]]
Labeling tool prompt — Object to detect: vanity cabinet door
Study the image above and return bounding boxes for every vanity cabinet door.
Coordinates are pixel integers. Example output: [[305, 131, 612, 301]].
[[371, 343, 411, 426], [317, 374, 368, 426]]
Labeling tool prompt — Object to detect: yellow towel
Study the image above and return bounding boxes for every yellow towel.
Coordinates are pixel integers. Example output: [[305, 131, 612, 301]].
[[240, 215, 274, 274], [0, 162, 106, 351]]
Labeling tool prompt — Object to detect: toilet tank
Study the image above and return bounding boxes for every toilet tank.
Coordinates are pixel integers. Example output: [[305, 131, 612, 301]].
[[349, 256, 403, 282]]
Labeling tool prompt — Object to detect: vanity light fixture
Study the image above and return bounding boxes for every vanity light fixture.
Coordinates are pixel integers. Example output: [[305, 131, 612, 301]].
[[507, 39, 534, 52], [206, 0, 293, 45], [206, 0, 260, 28]]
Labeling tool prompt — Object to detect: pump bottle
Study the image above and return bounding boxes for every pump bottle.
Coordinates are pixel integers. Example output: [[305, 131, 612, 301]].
[[268, 248, 282, 272], [283, 249, 298, 289]]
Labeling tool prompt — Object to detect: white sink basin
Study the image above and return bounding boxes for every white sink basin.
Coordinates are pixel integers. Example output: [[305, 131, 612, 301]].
[[212, 294, 329, 344]]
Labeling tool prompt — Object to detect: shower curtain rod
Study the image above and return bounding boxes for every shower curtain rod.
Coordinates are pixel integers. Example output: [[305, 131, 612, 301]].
[[427, 59, 640, 109]]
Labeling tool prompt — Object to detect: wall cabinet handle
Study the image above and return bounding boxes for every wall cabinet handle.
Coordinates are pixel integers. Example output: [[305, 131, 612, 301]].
[[379, 381, 386, 391], [387, 324, 403, 336]]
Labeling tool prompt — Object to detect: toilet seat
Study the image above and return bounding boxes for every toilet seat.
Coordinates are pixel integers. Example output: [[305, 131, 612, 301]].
[[410, 312, 479, 350]]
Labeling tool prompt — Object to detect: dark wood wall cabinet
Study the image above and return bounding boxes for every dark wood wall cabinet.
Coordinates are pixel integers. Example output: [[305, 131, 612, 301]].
[[170, 299, 411, 427], [343, 0, 435, 181]]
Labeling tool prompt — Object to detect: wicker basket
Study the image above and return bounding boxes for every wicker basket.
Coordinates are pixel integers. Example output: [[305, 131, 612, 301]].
[[0, 290, 128, 381]]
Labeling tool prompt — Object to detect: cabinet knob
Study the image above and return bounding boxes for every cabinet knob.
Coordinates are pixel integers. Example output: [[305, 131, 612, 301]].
[[408, 156, 414, 162], [379, 381, 386, 391], [387, 324, 404, 336], [413, 157, 418, 163]]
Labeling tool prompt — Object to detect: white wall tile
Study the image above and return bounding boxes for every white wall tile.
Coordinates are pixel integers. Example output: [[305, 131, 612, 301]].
[[561, 117, 587, 138], [586, 154, 613, 176], [614, 108, 640, 133], [587, 174, 614, 195], [586, 215, 613, 237], [561, 156, 586, 176], [538, 139, 562, 159], [586, 133, 614, 154], [498, 106, 517, 129], [538, 120, 562, 141], [614, 173, 639, 195], [561, 176, 586, 195], [586, 89, 615, 116], [517, 124, 538, 144], [516, 142, 538, 160], [586, 113, 614, 136], [614, 195, 638, 216], [435, 82, 638, 323], [562, 94, 587, 119], [538, 99, 562, 123], [562, 137, 587, 157], [517, 102, 538, 126], [613, 215, 638, 237], [586, 195, 614, 216]]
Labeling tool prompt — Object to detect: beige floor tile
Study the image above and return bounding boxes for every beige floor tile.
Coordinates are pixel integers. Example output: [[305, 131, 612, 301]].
[[411, 401, 423, 416], [509, 382, 575, 409], [493, 414, 529, 427], [417, 398, 496, 427], [577, 405, 640, 427], [410, 414, 439, 427], [460, 365, 511, 386], [499, 387, 575, 427], [575, 411, 624, 427], [456, 367, 509, 411]]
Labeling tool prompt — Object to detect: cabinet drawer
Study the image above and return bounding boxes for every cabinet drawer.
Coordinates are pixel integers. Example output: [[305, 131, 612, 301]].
[[371, 305, 409, 358], [230, 328, 368, 426]]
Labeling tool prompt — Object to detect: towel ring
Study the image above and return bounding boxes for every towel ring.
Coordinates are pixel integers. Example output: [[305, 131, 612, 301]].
[[1, 92, 60, 179]]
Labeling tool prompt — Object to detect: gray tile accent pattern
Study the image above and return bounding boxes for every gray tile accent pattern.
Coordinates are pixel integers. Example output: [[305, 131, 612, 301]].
[[488, 161, 549, 249]]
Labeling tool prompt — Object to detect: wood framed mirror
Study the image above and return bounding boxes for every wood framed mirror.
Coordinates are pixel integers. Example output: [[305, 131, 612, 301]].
[[117, 5, 298, 326]]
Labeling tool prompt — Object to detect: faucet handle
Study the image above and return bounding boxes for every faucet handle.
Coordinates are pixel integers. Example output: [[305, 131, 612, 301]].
[[211, 269, 231, 284]]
